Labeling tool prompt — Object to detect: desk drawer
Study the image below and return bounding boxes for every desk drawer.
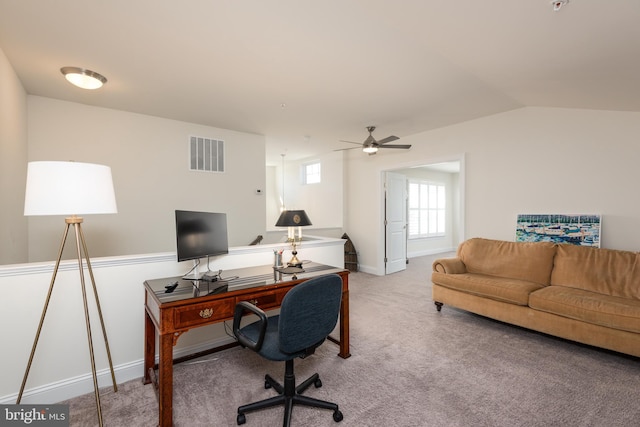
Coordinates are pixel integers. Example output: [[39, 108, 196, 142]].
[[237, 290, 280, 310], [174, 298, 235, 329]]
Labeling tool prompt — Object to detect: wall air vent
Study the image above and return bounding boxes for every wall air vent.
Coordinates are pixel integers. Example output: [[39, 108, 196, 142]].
[[189, 136, 225, 172]]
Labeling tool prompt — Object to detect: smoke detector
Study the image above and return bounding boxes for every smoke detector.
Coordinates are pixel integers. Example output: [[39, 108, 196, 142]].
[[551, 0, 569, 12]]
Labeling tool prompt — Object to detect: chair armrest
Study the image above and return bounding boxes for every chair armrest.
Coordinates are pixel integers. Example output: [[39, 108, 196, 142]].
[[233, 301, 268, 351], [432, 257, 467, 274]]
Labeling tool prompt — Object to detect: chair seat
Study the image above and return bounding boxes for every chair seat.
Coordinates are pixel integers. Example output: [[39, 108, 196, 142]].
[[240, 314, 286, 361], [240, 315, 325, 362]]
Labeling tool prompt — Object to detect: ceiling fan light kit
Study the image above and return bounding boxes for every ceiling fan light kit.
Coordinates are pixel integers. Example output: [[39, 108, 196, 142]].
[[363, 145, 378, 154]]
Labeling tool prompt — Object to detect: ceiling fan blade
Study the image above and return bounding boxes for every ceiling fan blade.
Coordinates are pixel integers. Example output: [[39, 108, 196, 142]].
[[379, 144, 412, 149], [339, 139, 362, 146], [376, 135, 399, 145], [333, 146, 360, 152]]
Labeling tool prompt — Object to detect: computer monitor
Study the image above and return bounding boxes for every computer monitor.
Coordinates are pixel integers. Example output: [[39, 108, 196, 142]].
[[175, 210, 229, 263]]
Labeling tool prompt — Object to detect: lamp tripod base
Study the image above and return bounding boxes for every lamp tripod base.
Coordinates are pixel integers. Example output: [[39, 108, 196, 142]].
[[16, 217, 117, 427]]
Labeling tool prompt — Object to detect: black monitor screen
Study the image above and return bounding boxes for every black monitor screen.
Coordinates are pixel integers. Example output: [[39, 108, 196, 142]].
[[175, 210, 229, 262]]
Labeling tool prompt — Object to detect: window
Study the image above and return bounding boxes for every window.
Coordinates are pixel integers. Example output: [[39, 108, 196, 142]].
[[302, 161, 321, 184], [408, 180, 445, 238]]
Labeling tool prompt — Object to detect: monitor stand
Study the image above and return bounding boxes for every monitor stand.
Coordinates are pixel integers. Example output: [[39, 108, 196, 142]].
[[181, 257, 223, 281], [181, 273, 203, 281], [182, 269, 222, 282]]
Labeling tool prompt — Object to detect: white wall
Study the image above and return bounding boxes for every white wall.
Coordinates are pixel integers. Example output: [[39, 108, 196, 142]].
[[0, 46, 28, 264], [267, 150, 344, 233], [347, 107, 640, 273], [0, 237, 345, 404], [25, 96, 267, 262]]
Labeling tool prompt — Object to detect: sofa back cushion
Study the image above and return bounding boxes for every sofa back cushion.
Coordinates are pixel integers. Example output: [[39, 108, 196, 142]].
[[550, 244, 640, 299], [458, 238, 557, 286]]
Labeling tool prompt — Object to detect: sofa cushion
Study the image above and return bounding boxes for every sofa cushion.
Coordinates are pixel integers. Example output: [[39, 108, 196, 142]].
[[458, 238, 556, 286], [550, 244, 640, 299], [530, 286, 640, 333], [431, 272, 545, 306]]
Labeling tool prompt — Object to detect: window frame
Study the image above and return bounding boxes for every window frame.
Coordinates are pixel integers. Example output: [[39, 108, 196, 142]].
[[408, 179, 446, 239], [301, 161, 321, 185]]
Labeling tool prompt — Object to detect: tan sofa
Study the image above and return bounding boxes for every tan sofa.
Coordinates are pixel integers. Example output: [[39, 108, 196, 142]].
[[431, 237, 640, 357]]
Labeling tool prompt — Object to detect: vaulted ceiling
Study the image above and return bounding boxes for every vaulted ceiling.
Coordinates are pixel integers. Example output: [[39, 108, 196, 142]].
[[1, 1, 639, 164]]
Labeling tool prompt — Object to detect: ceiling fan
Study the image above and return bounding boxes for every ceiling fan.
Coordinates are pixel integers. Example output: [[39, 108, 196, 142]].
[[336, 126, 411, 155]]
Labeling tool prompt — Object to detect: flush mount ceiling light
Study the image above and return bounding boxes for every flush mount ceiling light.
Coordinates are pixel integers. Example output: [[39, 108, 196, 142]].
[[60, 67, 107, 90]]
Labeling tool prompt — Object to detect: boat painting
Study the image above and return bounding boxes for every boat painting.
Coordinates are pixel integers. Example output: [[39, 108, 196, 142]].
[[515, 214, 601, 247]]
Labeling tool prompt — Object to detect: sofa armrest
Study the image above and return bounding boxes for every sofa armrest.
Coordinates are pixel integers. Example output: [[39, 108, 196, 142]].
[[432, 257, 467, 274]]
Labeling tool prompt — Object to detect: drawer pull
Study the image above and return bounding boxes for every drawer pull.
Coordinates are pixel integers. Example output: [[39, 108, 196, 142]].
[[199, 308, 214, 319]]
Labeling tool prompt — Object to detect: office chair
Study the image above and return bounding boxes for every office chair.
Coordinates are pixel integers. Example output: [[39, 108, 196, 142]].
[[232, 273, 344, 426]]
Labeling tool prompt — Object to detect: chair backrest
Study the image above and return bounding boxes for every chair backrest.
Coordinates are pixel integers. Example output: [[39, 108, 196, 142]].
[[278, 274, 343, 354]]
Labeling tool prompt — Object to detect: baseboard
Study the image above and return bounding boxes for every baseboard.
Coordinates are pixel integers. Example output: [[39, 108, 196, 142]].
[[408, 248, 456, 258], [357, 264, 378, 275], [358, 249, 456, 275], [0, 336, 236, 405]]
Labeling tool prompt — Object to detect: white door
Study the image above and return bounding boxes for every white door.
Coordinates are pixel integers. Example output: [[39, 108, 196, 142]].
[[385, 172, 407, 274]]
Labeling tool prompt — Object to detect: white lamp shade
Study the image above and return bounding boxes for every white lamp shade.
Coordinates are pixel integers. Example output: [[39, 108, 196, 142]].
[[24, 161, 118, 216]]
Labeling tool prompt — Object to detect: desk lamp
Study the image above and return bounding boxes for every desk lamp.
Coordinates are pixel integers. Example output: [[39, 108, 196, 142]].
[[275, 210, 312, 267], [17, 161, 118, 427]]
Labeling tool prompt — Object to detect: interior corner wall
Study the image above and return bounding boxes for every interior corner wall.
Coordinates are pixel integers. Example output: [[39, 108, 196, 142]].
[[265, 165, 280, 231], [0, 46, 28, 265], [25, 96, 267, 263], [346, 107, 640, 274], [451, 171, 462, 245], [272, 150, 344, 232]]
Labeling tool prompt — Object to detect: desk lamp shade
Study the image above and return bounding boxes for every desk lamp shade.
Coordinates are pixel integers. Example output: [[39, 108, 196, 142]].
[[24, 161, 117, 216], [275, 210, 312, 227]]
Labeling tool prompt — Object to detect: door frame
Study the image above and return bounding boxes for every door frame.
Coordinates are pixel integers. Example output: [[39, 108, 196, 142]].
[[378, 153, 465, 275]]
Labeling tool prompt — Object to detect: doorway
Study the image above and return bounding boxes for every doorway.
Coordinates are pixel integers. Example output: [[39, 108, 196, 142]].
[[383, 158, 464, 272]]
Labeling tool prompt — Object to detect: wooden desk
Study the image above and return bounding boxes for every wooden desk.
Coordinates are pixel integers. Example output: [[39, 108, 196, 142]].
[[143, 263, 350, 427]]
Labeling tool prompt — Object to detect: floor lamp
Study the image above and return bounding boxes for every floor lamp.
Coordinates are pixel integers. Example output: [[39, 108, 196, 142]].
[[17, 161, 118, 427]]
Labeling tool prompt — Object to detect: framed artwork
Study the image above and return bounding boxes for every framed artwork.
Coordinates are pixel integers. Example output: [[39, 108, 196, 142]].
[[515, 214, 601, 247]]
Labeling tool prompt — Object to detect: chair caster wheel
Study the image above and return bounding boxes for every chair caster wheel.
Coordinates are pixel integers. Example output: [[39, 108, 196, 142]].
[[333, 409, 343, 422], [237, 413, 246, 425], [314, 378, 323, 388]]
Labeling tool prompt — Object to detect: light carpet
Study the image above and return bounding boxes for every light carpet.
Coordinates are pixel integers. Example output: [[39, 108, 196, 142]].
[[63, 253, 640, 426]]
